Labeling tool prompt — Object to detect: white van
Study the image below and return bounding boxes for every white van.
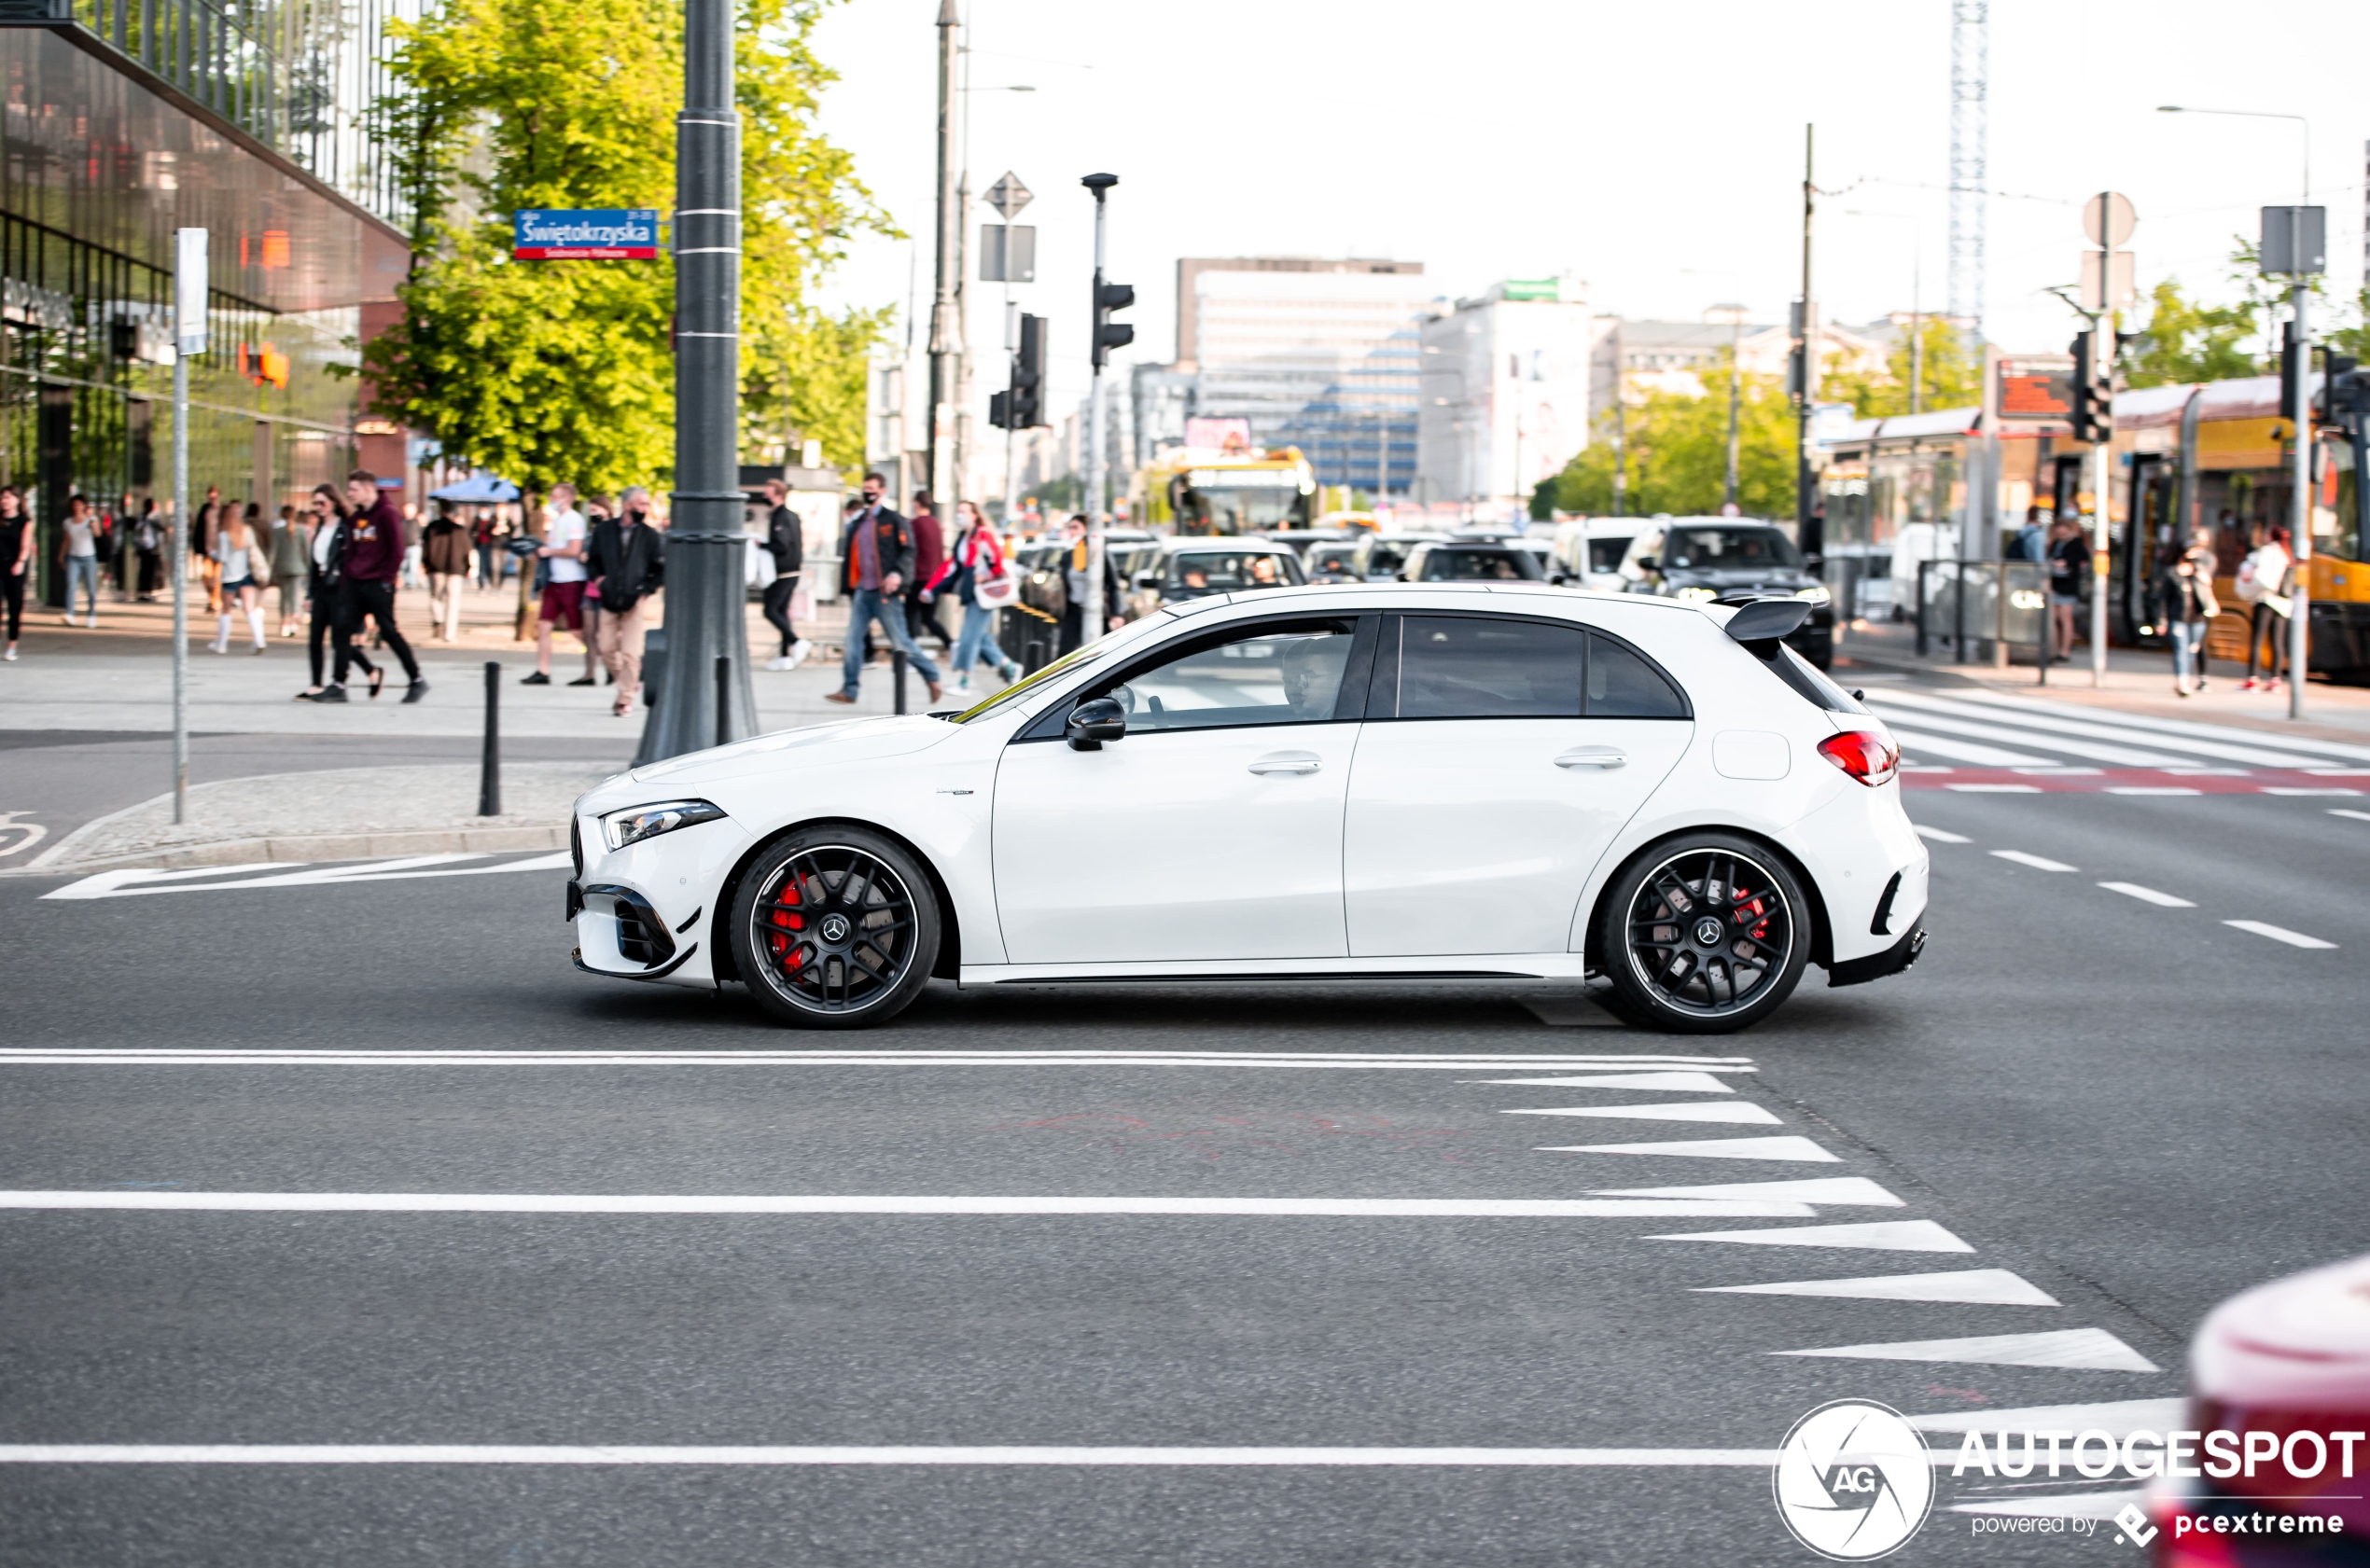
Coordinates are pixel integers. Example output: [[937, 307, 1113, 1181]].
[[1548, 517, 1639, 591]]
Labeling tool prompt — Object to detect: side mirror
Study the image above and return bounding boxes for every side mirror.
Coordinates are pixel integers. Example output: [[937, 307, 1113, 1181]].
[[1634, 555, 1659, 573], [1134, 571, 1160, 589], [1066, 697, 1127, 751]]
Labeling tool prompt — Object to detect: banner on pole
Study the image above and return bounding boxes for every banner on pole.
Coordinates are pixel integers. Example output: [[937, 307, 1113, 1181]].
[[512, 209, 661, 260]]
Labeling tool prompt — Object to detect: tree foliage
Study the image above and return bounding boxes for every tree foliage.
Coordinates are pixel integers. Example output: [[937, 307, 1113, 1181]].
[[1823, 318, 1981, 418], [1550, 359, 1799, 520], [363, 0, 890, 493]]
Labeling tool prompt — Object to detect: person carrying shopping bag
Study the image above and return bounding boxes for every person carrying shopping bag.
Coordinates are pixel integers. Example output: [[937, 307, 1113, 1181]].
[[922, 500, 1024, 695]]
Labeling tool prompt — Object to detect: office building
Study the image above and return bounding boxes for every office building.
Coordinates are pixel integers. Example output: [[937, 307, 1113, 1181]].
[[1415, 276, 1593, 519]]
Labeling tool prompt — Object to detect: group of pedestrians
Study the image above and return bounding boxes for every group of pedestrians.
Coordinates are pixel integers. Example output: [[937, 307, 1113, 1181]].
[[290, 471, 426, 703], [823, 473, 1025, 707], [522, 482, 665, 716]]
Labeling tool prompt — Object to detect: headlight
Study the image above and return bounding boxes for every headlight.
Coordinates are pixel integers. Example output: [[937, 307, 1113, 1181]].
[[1674, 586, 1719, 604], [599, 798, 727, 852], [1793, 584, 1833, 605]]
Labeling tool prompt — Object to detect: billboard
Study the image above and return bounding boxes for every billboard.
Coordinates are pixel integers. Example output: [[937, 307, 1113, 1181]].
[[1996, 356, 2075, 421], [512, 209, 661, 260]]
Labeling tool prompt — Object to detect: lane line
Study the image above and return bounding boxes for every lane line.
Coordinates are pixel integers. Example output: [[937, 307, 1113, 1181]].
[[1499, 1102, 1782, 1125], [1911, 824, 1971, 843], [2331, 809, 2370, 824], [1989, 850, 2075, 872], [0, 1050, 1756, 1072], [1649, 1219, 1974, 1252], [0, 1444, 1791, 1468], [2097, 881, 2196, 908], [2104, 786, 2201, 797], [1540, 1137, 1838, 1162], [2223, 920, 2337, 950], [0, 1191, 1819, 1217], [1699, 1269, 2056, 1306], [1880, 728, 2058, 769], [1771, 1327, 2157, 1372], [2260, 786, 2363, 798]]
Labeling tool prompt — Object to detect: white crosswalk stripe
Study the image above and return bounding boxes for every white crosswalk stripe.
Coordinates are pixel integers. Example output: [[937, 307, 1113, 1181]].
[[1871, 689, 2345, 769], [1865, 699, 2203, 768]]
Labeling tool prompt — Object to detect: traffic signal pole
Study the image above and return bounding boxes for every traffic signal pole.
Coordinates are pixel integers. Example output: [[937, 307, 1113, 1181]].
[[2287, 214, 2312, 722], [1080, 173, 1126, 642]]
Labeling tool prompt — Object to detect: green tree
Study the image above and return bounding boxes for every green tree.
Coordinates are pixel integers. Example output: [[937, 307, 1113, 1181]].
[[364, 0, 890, 494], [1823, 318, 1981, 418], [1550, 361, 1799, 519], [2124, 278, 2261, 388]]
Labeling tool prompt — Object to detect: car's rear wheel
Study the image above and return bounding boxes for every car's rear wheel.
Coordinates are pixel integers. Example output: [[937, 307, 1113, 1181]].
[[731, 827, 939, 1029], [1595, 833, 1808, 1034]]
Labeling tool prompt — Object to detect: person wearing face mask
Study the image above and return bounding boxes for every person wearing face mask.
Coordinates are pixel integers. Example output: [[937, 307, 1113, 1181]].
[[321, 470, 425, 702], [585, 485, 665, 716], [825, 471, 942, 706]]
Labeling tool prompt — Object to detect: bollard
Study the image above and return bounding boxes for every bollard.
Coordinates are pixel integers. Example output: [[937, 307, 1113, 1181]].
[[713, 653, 731, 748], [479, 661, 501, 816], [892, 650, 908, 715], [1025, 636, 1046, 675]]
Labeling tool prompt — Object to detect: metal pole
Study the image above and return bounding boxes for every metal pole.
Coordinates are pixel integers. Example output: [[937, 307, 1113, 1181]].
[[892, 648, 908, 715], [2091, 273, 2112, 688], [1723, 311, 1741, 510], [479, 661, 500, 815], [714, 653, 731, 747], [1082, 180, 1110, 639], [927, 0, 960, 511], [2289, 261, 2311, 720], [170, 227, 204, 826], [1796, 124, 1819, 562], [634, 0, 751, 765]]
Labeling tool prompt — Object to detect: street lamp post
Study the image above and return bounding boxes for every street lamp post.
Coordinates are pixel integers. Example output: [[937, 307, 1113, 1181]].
[[1080, 173, 1117, 638], [634, 0, 751, 764], [1704, 303, 1750, 512], [2160, 105, 2313, 719]]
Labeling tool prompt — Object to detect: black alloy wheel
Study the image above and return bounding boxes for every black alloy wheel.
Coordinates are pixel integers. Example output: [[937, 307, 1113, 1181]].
[[1596, 833, 1808, 1034], [731, 828, 940, 1029]]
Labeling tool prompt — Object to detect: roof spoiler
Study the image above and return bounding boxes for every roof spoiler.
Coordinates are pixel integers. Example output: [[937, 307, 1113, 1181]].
[[1723, 598, 1811, 656]]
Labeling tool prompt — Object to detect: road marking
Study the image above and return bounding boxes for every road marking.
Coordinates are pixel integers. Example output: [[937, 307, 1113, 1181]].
[[1872, 689, 2343, 769], [0, 1444, 1790, 1468], [1540, 1136, 1838, 1162], [2098, 881, 2196, 908], [1882, 728, 2059, 768], [1946, 688, 2370, 764], [0, 1048, 1756, 1072], [1949, 1492, 2144, 1519], [1500, 1102, 1782, 1125], [1907, 1399, 2185, 1438], [2331, 809, 2370, 823], [2223, 920, 2336, 950], [1590, 1177, 1900, 1207], [1650, 1219, 1974, 1252], [1910, 824, 1971, 843], [1699, 1269, 2056, 1306], [42, 852, 574, 900], [2103, 786, 2201, 796], [1862, 701, 2199, 767], [0, 1190, 1819, 1218], [1945, 784, 2042, 794], [1471, 1072, 1736, 1092], [1774, 1327, 2157, 1373], [2261, 786, 2364, 797], [1989, 850, 2075, 871]]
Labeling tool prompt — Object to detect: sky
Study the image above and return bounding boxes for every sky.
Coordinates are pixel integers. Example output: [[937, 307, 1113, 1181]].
[[804, 0, 2370, 413]]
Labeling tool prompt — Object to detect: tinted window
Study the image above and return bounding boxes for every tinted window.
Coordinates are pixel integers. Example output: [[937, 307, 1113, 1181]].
[[1397, 617, 1583, 718], [1362, 538, 1426, 576], [1587, 536, 1631, 572], [1165, 549, 1306, 595], [1663, 527, 1802, 569], [1587, 631, 1689, 717], [1107, 626, 1354, 731], [1418, 548, 1544, 582]]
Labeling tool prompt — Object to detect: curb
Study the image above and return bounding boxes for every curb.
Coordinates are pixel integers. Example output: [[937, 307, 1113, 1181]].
[[8, 824, 567, 877]]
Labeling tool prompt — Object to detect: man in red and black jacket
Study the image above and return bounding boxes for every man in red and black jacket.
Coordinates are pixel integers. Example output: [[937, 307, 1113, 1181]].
[[321, 469, 425, 703], [826, 471, 942, 705]]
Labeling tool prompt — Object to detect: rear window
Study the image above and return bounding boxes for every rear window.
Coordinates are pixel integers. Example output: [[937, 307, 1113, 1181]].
[[1417, 548, 1543, 582], [1664, 527, 1802, 570], [1761, 645, 1868, 714], [1166, 549, 1306, 594]]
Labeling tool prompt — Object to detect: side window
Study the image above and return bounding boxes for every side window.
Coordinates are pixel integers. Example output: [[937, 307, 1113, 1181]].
[[1586, 631, 1689, 717], [1103, 624, 1357, 733], [1396, 616, 1584, 719]]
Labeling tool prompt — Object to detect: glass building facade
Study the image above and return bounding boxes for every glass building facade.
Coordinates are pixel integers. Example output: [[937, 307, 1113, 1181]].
[[0, 0, 411, 604]]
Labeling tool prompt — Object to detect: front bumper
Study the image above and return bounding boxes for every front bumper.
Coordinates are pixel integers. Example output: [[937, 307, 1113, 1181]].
[[565, 810, 753, 990]]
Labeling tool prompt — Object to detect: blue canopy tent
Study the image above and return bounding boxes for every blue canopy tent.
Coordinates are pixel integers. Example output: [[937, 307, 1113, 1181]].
[[427, 476, 521, 504]]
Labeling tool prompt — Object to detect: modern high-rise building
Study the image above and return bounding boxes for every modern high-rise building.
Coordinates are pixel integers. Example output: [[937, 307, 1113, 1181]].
[[1415, 276, 1593, 520], [1139, 257, 1435, 498], [0, 0, 413, 604]]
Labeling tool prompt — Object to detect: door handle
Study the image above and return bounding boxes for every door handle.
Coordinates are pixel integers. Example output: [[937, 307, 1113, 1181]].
[[1248, 753, 1322, 775], [1554, 747, 1628, 769]]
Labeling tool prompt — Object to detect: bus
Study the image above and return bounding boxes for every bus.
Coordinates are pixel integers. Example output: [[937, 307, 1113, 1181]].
[[1136, 445, 1317, 535]]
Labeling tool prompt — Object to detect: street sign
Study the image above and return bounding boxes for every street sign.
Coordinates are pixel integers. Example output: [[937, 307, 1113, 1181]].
[[511, 209, 660, 260], [2082, 191, 2137, 248], [985, 172, 1033, 221], [174, 228, 207, 354], [2260, 207, 2326, 276], [1996, 355, 2075, 421], [2079, 249, 2135, 312], [980, 224, 1036, 283]]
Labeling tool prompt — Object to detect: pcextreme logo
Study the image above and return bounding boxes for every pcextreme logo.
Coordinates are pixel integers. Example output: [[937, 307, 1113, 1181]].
[[1774, 1399, 1936, 1561]]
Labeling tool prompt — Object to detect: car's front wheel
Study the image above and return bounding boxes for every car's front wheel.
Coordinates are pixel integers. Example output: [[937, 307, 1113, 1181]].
[[731, 827, 940, 1029], [1594, 833, 1808, 1034]]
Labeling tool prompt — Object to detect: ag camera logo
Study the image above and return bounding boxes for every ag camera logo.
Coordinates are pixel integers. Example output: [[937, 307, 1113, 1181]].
[[1773, 1399, 1934, 1560]]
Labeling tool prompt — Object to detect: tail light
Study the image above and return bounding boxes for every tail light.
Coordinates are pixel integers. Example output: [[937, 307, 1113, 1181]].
[[1819, 729, 1899, 786]]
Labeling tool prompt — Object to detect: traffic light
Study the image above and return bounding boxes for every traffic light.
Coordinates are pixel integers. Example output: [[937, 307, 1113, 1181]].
[[2322, 351, 2370, 421], [991, 313, 1050, 430], [1092, 278, 1134, 368], [2279, 320, 2303, 420], [2070, 330, 2112, 444]]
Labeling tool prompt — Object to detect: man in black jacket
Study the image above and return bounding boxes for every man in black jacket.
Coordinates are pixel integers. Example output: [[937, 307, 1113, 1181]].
[[588, 486, 664, 716], [760, 477, 810, 671], [826, 471, 942, 705]]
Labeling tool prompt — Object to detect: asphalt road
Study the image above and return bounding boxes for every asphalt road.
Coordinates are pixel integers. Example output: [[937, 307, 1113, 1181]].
[[2, 756, 2363, 1565]]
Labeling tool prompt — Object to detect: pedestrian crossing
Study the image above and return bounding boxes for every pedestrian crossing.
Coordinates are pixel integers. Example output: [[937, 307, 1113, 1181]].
[[1864, 687, 2370, 793]]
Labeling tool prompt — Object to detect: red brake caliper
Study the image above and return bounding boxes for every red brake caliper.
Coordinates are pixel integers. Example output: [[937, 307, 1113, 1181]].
[[770, 875, 805, 969], [1732, 886, 1771, 943]]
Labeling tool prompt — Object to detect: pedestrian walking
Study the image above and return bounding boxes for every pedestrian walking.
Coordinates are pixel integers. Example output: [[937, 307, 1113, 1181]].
[[296, 484, 369, 701], [0, 484, 28, 661], [209, 500, 266, 654], [905, 489, 954, 652], [471, 507, 498, 590], [423, 501, 471, 643], [193, 487, 223, 616], [268, 503, 308, 637], [759, 477, 812, 670], [523, 482, 598, 687], [1055, 513, 1127, 655], [321, 470, 424, 702], [824, 471, 941, 706], [399, 501, 425, 590], [2044, 517, 2089, 664], [2154, 525, 2220, 697], [924, 499, 1023, 695], [2236, 523, 2293, 692], [2011, 505, 2049, 562], [59, 493, 102, 629], [132, 500, 163, 601], [585, 485, 663, 715]]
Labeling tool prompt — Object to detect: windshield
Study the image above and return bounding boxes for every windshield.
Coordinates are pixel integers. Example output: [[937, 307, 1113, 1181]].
[[952, 614, 1176, 723], [1588, 536, 1632, 573], [1166, 549, 1307, 596], [1418, 548, 1544, 582], [1307, 543, 1360, 576], [1664, 527, 1802, 570], [1176, 483, 1311, 534], [1360, 537, 1436, 577]]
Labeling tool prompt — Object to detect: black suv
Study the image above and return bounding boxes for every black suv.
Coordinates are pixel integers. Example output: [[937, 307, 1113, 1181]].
[[1632, 522, 1833, 669]]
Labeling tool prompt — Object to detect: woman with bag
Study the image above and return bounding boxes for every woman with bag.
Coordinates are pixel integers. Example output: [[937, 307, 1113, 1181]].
[[925, 500, 1025, 695], [296, 485, 374, 701], [2236, 523, 2293, 692], [2153, 526, 2220, 697]]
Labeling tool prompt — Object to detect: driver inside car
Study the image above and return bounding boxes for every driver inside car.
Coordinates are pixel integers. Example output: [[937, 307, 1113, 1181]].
[[1278, 635, 1348, 719]]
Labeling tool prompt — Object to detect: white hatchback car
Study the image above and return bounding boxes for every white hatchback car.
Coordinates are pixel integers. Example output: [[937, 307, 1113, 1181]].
[[567, 584, 1928, 1033]]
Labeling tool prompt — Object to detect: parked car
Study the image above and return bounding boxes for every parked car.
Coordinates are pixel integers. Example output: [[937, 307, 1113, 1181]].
[[568, 584, 1924, 1032], [1621, 520, 1834, 668], [1117, 537, 1308, 621], [1304, 539, 1365, 583], [1398, 542, 1549, 583]]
